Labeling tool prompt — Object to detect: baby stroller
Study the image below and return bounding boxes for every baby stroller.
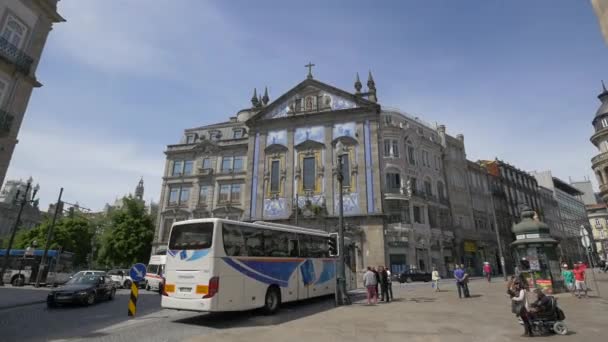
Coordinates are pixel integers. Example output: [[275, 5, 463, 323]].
[[522, 296, 568, 335]]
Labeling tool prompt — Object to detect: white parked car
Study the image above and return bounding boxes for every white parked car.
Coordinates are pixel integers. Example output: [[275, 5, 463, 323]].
[[107, 269, 134, 289]]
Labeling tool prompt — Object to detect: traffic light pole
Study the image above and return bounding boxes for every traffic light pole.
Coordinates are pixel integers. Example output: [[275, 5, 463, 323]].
[[336, 155, 350, 306], [35, 188, 63, 288]]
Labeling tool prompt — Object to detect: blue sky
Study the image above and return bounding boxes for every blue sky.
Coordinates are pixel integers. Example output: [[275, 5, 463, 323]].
[[6, 0, 608, 211]]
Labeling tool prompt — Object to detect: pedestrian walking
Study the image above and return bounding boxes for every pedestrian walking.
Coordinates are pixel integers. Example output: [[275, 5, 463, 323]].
[[510, 280, 532, 337], [573, 263, 588, 298], [461, 264, 471, 297], [453, 265, 466, 298], [385, 266, 394, 300], [431, 267, 440, 292], [561, 264, 574, 295], [372, 267, 380, 298], [363, 267, 378, 305], [483, 262, 492, 283], [379, 266, 390, 302]]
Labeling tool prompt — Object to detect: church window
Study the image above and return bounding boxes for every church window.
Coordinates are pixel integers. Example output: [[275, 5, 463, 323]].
[[270, 160, 280, 193], [305, 96, 314, 111], [295, 98, 303, 112], [339, 153, 350, 188], [303, 157, 316, 191], [1, 15, 27, 49]]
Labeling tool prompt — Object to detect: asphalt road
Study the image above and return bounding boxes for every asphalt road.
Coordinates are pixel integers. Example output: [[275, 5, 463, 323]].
[[0, 281, 434, 342], [0, 288, 163, 341]]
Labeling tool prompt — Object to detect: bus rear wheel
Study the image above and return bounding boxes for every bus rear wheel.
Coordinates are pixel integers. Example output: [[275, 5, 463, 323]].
[[263, 286, 281, 315]]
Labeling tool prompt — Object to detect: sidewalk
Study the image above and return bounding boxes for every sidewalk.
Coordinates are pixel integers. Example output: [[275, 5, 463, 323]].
[[0, 285, 51, 309], [187, 274, 608, 342]]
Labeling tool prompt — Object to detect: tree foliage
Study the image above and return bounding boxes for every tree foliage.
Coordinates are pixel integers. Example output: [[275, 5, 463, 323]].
[[97, 197, 154, 268], [13, 214, 94, 267]]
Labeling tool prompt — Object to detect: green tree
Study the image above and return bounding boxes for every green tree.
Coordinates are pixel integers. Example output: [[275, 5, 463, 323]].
[[98, 197, 154, 268], [13, 214, 94, 267]]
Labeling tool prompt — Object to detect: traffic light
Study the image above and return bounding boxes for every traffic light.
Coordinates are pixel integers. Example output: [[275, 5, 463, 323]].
[[328, 234, 338, 257]]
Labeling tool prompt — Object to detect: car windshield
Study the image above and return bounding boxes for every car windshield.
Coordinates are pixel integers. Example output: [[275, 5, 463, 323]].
[[66, 275, 99, 285]]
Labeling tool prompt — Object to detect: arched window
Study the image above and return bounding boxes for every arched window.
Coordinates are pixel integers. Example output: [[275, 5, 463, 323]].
[[437, 181, 445, 200], [424, 178, 433, 197]]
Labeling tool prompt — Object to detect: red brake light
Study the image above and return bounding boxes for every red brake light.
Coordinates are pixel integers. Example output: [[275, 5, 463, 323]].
[[203, 277, 219, 299]]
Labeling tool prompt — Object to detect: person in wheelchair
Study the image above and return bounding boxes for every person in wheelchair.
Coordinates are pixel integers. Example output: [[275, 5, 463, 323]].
[[528, 288, 552, 319]]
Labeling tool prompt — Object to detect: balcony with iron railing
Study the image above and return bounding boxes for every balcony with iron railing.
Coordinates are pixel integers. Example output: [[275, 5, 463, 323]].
[[0, 37, 34, 75], [0, 109, 14, 137]]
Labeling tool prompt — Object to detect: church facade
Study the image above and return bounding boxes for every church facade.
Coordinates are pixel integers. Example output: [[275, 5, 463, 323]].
[[153, 70, 487, 278]]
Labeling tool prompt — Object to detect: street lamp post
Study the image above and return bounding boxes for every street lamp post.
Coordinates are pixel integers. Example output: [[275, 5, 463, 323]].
[[489, 191, 508, 281], [335, 142, 351, 305], [0, 181, 39, 286], [35, 187, 63, 288]]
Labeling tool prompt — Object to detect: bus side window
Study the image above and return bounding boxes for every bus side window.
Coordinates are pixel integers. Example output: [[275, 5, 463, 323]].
[[288, 239, 299, 257], [264, 230, 289, 257], [298, 235, 312, 258], [223, 224, 245, 256]]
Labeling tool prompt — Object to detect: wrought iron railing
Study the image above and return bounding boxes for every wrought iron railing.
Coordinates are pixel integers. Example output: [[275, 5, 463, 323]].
[[0, 37, 33, 75], [0, 109, 14, 136]]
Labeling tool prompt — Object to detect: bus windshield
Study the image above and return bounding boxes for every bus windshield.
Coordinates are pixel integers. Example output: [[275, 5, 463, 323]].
[[169, 222, 214, 250]]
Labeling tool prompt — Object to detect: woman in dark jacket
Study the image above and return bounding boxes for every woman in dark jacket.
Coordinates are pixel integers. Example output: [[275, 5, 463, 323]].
[[372, 267, 380, 297]]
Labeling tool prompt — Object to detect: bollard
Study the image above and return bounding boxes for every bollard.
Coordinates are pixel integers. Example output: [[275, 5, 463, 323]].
[[128, 281, 138, 317]]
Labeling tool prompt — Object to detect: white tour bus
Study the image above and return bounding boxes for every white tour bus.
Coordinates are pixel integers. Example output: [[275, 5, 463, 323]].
[[161, 218, 339, 314]]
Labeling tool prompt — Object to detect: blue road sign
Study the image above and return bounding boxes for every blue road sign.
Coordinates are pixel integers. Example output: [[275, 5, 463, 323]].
[[129, 263, 147, 282]]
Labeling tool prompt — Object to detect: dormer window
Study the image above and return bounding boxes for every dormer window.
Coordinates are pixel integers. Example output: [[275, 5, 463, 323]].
[[186, 135, 195, 144], [602, 118, 608, 128], [209, 130, 221, 141], [233, 129, 243, 139]]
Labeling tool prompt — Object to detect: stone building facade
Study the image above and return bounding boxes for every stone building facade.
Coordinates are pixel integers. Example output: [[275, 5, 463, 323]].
[[379, 109, 454, 276], [532, 171, 588, 263], [591, 83, 608, 205], [153, 70, 565, 278], [0, 0, 64, 187], [152, 114, 249, 251], [586, 203, 608, 261]]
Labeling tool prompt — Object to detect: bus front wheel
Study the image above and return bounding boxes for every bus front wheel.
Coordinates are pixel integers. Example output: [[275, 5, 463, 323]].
[[263, 286, 281, 315]]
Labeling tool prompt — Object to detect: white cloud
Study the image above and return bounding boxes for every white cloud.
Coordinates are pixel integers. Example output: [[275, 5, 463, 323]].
[[52, 0, 240, 79], [5, 122, 164, 211]]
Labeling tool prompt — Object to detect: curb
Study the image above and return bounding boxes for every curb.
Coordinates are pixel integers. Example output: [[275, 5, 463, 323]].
[[0, 300, 46, 310]]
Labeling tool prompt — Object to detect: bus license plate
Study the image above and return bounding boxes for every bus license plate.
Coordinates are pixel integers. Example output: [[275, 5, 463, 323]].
[[179, 287, 192, 293]]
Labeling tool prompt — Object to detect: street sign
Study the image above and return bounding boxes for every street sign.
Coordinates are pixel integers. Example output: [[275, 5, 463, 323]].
[[129, 263, 147, 282]]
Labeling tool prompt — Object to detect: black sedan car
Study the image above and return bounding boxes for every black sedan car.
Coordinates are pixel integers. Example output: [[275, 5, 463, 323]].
[[397, 270, 432, 283], [47, 274, 116, 308]]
